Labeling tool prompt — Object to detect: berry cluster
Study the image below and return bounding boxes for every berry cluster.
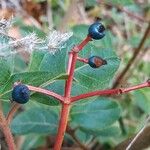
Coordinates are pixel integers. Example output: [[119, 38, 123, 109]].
[[11, 22, 106, 104]]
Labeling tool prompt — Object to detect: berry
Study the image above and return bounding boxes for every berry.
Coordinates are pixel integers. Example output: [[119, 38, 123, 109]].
[[88, 22, 105, 40], [12, 84, 30, 104], [88, 56, 107, 68]]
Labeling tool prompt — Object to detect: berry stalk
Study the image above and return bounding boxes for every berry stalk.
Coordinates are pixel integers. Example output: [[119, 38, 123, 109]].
[[6, 103, 21, 125], [0, 104, 16, 150], [27, 85, 65, 103]]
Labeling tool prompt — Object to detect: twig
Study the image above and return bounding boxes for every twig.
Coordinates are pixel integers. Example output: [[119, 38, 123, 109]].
[[126, 115, 150, 150], [26, 85, 65, 103], [67, 126, 89, 150], [71, 81, 150, 102], [113, 22, 150, 88], [0, 102, 16, 150], [6, 102, 20, 125], [54, 36, 91, 150], [97, 0, 149, 23]]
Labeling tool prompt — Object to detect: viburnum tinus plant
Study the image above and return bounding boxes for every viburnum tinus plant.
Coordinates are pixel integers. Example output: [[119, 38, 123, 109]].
[[0, 18, 150, 150]]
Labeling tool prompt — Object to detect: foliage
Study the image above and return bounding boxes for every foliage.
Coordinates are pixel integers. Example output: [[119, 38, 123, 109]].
[[0, 0, 150, 149]]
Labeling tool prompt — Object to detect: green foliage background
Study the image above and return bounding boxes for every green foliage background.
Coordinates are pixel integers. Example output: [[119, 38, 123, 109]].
[[0, 0, 150, 149]]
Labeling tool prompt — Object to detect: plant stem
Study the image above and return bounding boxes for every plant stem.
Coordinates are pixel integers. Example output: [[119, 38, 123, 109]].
[[76, 36, 92, 52], [26, 85, 65, 103], [54, 35, 91, 149], [54, 51, 78, 150], [77, 56, 89, 63], [6, 102, 20, 125], [113, 22, 150, 88], [54, 104, 71, 150], [0, 103, 16, 150], [67, 126, 89, 150], [97, 1, 149, 23], [71, 81, 150, 102]]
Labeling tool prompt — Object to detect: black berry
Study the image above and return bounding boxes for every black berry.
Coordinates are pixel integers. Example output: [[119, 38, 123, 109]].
[[88, 22, 105, 40], [12, 84, 30, 104], [88, 56, 107, 68]]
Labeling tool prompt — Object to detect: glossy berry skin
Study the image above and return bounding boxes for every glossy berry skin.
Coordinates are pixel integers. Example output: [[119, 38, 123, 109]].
[[88, 56, 107, 68], [88, 22, 105, 40], [12, 84, 30, 104]]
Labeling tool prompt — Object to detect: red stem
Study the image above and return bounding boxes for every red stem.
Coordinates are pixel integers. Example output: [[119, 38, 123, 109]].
[[0, 105, 16, 150], [71, 81, 150, 102], [27, 85, 65, 103], [6, 103, 21, 125], [65, 52, 78, 97], [54, 36, 91, 149], [54, 51, 78, 150], [73, 36, 92, 52], [54, 104, 71, 150], [77, 56, 89, 63]]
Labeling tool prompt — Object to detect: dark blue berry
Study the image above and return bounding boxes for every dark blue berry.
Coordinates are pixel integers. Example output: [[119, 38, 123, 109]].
[[88, 22, 105, 40], [12, 84, 30, 104], [88, 56, 107, 68]]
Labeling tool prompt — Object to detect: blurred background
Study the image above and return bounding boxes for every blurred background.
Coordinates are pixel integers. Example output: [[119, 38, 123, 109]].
[[0, 0, 150, 149]]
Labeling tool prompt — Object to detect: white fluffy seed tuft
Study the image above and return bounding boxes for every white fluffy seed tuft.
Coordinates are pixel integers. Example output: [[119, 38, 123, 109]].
[[44, 30, 73, 54]]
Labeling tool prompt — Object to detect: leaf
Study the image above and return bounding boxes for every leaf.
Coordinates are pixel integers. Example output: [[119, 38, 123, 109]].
[[21, 134, 46, 150], [11, 106, 59, 135], [132, 90, 150, 113], [0, 59, 11, 86], [0, 72, 66, 100], [74, 129, 93, 144], [105, 0, 134, 6], [13, 54, 27, 73], [19, 25, 46, 39], [30, 80, 65, 105], [80, 125, 121, 137], [70, 97, 121, 131], [28, 51, 46, 71]]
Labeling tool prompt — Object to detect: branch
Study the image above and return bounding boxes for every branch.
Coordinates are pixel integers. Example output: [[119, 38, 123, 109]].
[[26, 85, 65, 103], [114, 125, 150, 150], [6, 102, 21, 125], [0, 103, 16, 150], [67, 126, 89, 150], [113, 22, 150, 88], [71, 81, 150, 102], [126, 115, 150, 150], [54, 35, 91, 149], [97, 0, 149, 23]]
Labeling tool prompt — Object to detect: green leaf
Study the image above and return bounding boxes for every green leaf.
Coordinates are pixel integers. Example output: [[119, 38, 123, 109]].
[[11, 106, 59, 135], [105, 0, 134, 5], [28, 51, 46, 71], [13, 54, 27, 73], [21, 134, 46, 150], [132, 90, 150, 113], [0, 59, 11, 86], [19, 25, 46, 39], [74, 129, 93, 144], [0, 72, 66, 100], [30, 80, 65, 105], [71, 98, 121, 131], [80, 125, 121, 137]]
